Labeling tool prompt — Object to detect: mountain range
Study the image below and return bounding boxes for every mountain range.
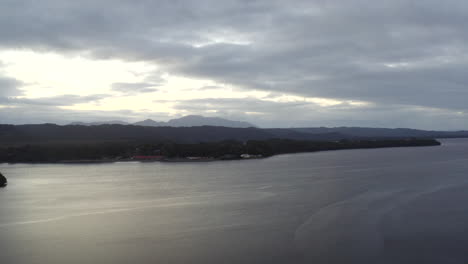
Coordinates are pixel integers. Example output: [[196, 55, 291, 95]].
[[1, 123, 467, 147], [70, 115, 254, 128], [1, 115, 467, 146], [67, 115, 468, 140]]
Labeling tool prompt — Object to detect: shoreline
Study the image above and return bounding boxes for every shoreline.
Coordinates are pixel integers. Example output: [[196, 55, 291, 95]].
[[0, 141, 441, 165]]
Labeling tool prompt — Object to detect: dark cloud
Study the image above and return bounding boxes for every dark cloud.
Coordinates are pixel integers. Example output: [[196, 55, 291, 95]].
[[1, 0, 468, 128]]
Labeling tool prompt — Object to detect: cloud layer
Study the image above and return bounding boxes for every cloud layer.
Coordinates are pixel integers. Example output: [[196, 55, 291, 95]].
[[1, 0, 468, 129]]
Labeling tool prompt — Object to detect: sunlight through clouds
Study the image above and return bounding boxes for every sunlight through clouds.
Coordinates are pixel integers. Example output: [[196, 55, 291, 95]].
[[1, 0, 468, 128], [0, 50, 156, 97]]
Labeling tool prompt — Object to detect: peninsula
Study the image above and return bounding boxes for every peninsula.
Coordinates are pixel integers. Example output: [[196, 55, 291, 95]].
[[0, 137, 440, 164]]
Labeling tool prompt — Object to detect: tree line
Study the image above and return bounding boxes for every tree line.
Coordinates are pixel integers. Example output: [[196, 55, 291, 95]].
[[0, 138, 440, 163]]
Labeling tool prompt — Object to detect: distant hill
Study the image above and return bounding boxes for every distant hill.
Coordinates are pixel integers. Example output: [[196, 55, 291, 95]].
[[0, 124, 339, 146], [265, 128, 346, 141], [164, 115, 254, 128], [132, 119, 165, 127], [69, 115, 254, 128], [69, 120, 129, 126], [293, 127, 468, 139], [2, 124, 467, 147]]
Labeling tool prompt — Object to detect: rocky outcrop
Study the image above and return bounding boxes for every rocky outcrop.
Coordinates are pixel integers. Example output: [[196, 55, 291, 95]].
[[0, 173, 7, 187]]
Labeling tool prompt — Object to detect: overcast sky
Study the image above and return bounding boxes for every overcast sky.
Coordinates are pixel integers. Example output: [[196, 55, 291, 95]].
[[1, 0, 468, 129]]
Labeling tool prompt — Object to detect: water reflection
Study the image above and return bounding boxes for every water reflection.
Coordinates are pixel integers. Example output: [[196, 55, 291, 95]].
[[1, 139, 468, 264]]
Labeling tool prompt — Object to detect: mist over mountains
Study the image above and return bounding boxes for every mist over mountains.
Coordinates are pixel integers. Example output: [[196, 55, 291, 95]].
[[64, 115, 468, 140], [70, 115, 254, 128]]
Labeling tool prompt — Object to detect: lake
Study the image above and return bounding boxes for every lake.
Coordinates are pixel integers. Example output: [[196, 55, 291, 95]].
[[1, 138, 468, 264]]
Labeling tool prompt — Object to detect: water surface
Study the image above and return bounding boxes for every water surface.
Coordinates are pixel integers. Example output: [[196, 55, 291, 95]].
[[1, 139, 468, 264]]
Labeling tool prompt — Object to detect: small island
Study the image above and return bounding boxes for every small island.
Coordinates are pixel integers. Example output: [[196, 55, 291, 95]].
[[0, 138, 441, 164], [0, 172, 7, 187]]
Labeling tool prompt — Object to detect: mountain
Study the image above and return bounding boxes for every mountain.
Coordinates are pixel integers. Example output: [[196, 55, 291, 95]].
[[165, 115, 254, 128], [132, 115, 254, 128], [69, 120, 129, 126], [293, 127, 468, 139], [69, 115, 255, 128], [265, 128, 347, 141], [18, 122, 468, 146], [0, 124, 268, 145], [133, 119, 165, 127], [0, 124, 340, 146]]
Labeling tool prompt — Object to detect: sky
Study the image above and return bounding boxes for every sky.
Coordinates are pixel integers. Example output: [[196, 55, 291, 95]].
[[1, 0, 468, 129]]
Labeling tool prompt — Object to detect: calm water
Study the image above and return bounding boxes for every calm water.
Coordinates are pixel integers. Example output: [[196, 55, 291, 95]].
[[1, 139, 468, 264]]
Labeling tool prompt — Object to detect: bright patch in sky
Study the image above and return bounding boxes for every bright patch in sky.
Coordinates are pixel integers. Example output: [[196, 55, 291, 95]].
[[190, 30, 253, 48], [0, 49, 358, 119], [0, 50, 156, 98], [1, 0, 468, 129]]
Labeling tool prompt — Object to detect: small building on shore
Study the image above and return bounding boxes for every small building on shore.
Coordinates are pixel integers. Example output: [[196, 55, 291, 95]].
[[241, 154, 263, 159]]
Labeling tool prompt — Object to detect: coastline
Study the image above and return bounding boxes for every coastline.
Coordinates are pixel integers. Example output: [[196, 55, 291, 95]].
[[0, 139, 441, 165]]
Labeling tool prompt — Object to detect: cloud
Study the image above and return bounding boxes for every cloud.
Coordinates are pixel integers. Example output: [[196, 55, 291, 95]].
[[0, 76, 23, 97], [1, 1, 468, 128], [0, 94, 109, 106], [0, 105, 172, 125], [159, 97, 468, 129], [1, 93, 467, 129], [112, 82, 159, 94], [194, 85, 221, 91]]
